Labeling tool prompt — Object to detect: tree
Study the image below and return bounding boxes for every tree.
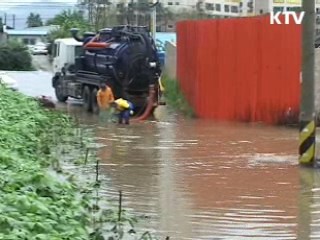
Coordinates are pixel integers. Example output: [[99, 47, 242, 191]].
[[26, 13, 43, 27], [0, 18, 3, 32], [117, 3, 129, 25], [175, 9, 204, 21], [156, 3, 174, 32], [136, 0, 151, 26], [195, 0, 206, 19], [0, 40, 33, 70], [79, 0, 112, 31], [46, 10, 89, 30], [46, 10, 91, 50]]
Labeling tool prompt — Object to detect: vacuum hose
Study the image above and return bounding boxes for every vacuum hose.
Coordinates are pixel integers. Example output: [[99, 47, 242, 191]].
[[133, 84, 157, 121]]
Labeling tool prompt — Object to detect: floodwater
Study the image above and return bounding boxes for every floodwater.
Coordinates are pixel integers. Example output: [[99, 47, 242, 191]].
[[7, 70, 320, 239]]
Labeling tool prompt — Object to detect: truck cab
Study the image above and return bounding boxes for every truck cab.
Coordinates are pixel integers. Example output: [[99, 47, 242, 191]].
[[52, 38, 83, 75]]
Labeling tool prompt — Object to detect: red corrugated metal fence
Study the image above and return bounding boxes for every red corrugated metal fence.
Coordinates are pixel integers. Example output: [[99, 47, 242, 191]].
[[176, 14, 301, 124]]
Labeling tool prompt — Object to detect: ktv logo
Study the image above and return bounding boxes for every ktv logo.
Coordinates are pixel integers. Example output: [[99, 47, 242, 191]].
[[270, 11, 305, 25]]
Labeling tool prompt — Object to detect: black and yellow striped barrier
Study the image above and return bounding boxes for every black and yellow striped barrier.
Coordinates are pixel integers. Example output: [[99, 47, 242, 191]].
[[299, 119, 316, 165]]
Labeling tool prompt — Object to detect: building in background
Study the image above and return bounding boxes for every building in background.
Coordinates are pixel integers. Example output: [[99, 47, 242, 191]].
[[254, 0, 320, 14], [77, 0, 246, 19], [239, 0, 254, 16], [253, 0, 320, 46], [195, 0, 242, 18], [3, 25, 59, 45], [76, 0, 320, 35]]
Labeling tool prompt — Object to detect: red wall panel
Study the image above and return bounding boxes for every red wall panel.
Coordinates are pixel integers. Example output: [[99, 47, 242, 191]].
[[176, 14, 301, 125]]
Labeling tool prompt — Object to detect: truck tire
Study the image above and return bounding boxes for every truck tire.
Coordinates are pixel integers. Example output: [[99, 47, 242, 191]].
[[83, 86, 92, 112], [54, 78, 68, 102], [91, 88, 99, 114]]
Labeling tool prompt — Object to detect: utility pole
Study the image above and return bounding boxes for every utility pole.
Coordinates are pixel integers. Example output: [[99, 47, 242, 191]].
[[150, 0, 159, 40], [12, 14, 15, 29], [151, 5, 156, 39], [299, 0, 316, 166]]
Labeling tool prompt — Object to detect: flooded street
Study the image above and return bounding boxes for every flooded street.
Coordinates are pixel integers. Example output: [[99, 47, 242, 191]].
[[7, 70, 320, 239]]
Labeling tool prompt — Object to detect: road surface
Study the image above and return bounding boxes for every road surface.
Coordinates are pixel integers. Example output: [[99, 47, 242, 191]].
[[32, 55, 53, 72]]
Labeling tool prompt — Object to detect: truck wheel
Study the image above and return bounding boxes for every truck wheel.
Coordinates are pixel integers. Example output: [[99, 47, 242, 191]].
[[83, 86, 92, 112], [55, 79, 68, 102], [91, 88, 99, 114]]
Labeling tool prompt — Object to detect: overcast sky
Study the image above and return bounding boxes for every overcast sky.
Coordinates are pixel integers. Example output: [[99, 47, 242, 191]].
[[0, 0, 77, 5], [0, 0, 78, 29]]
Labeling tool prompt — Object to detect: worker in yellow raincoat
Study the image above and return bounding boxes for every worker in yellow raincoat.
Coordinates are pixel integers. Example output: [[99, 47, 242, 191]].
[[111, 98, 134, 124], [97, 83, 114, 123]]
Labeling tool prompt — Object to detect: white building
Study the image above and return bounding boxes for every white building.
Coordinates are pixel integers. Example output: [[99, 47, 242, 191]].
[[160, 0, 245, 18], [195, 0, 242, 18], [3, 25, 59, 45], [253, 0, 320, 40], [254, 0, 320, 14], [78, 0, 245, 18], [239, 0, 254, 16]]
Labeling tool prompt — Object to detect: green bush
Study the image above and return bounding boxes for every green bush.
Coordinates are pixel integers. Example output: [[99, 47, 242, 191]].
[[162, 76, 195, 117], [0, 41, 33, 71]]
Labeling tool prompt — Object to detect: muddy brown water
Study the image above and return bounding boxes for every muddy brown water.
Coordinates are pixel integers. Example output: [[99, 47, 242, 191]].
[[8, 71, 320, 239]]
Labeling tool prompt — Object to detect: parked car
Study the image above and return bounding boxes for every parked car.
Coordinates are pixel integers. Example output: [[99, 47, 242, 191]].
[[27, 45, 34, 51], [31, 43, 48, 55], [0, 72, 18, 91]]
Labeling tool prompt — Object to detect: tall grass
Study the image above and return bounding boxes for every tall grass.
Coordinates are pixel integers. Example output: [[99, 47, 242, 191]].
[[161, 76, 195, 118]]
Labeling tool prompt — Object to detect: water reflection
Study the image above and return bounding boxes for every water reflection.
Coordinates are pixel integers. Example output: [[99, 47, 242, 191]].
[[297, 168, 320, 240], [168, 120, 299, 239], [70, 111, 302, 239]]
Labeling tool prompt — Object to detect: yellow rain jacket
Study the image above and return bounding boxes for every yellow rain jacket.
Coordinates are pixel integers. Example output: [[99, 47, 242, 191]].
[[114, 98, 130, 110], [114, 98, 134, 115]]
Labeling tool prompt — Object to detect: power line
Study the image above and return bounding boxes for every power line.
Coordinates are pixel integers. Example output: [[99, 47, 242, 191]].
[[0, 1, 198, 6], [0, 1, 77, 3], [0, 5, 77, 7], [0, 4, 195, 6]]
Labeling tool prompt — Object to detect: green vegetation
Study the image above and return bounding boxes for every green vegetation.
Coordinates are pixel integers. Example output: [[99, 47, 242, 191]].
[[46, 10, 91, 59], [162, 76, 195, 117], [0, 41, 33, 71], [0, 85, 158, 239], [26, 13, 43, 28], [0, 86, 86, 238], [46, 10, 91, 44]]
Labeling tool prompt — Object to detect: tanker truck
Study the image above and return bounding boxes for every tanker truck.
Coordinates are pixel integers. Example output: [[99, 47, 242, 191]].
[[51, 25, 162, 118]]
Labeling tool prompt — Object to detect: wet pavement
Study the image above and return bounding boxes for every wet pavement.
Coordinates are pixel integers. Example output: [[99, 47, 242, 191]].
[[6, 70, 320, 239], [32, 55, 53, 72]]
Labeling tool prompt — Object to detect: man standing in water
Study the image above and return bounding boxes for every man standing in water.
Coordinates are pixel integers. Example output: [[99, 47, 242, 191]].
[[97, 83, 114, 123]]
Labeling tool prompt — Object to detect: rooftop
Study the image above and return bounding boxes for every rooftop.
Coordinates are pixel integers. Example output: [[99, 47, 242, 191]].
[[4, 25, 60, 36], [54, 38, 82, 46]]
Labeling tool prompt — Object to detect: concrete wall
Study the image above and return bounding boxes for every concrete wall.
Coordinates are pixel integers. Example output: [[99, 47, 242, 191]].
[[164, 41, 176, 80]]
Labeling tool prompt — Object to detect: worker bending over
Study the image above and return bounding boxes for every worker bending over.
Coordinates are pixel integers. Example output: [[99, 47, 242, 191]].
[[112, 98, 134, 124], [97, 83, 114, 123]]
